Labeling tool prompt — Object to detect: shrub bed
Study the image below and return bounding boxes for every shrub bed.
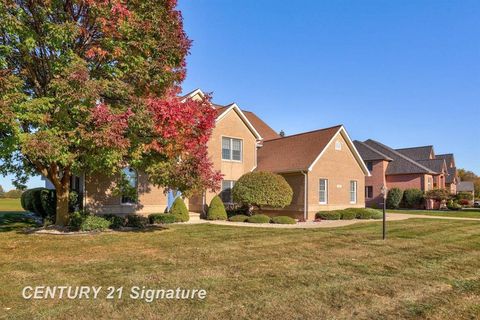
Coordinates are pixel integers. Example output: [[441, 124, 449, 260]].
[[271, 216, 296, 224], [340, 209, 356, 220], [125, 215, 149, 228], [79, 215, 111, 231], [102, 214, 127, 229], [315, 211, 342, 220], [149, 213, 176, 224], [229, 214, 250, 222], [247, 214, 271, 223]]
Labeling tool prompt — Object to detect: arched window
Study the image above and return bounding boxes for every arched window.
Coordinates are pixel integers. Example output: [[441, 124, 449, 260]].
[[121, 167, 138, 204]]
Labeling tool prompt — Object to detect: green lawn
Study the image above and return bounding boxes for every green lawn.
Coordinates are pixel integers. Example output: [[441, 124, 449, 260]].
[[0, 198, 23, 212], [1, 217, 480, 319], [389, 208, 480, 219]]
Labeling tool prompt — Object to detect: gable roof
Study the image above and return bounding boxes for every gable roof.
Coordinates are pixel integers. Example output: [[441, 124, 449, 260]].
[[363, 140, 438, 175], [242, 110, 280, 141], [416, 159, 447, 174], [457, 181, 474, 192], [256, 125, 370, 175], [215, 103, 262, 140], [353, 140, 393, 161], [396, 145, 435, 160]]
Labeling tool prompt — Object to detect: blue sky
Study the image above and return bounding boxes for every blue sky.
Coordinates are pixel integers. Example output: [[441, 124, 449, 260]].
[[1, 0, 478, 191]]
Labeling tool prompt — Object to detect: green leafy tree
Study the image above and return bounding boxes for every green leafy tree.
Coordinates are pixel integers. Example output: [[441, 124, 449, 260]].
[[386, 187, 403, 209], [402, 188, 424, 208], [232, 171, 293, 212], [0, 1, 220, 225]]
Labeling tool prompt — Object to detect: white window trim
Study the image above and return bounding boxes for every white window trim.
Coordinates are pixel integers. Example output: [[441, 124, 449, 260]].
[[221, 136, 243, 163], [350, 180, 357, 204], [319, 178, 328, 205]]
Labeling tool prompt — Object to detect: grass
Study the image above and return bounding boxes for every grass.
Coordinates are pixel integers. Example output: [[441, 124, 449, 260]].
[[0, 198, 23, 212], [389, 208, 480, 219], [1, 215, 480, 319]]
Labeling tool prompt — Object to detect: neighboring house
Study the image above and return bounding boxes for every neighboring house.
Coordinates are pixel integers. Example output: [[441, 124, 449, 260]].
[[256, 125, 370, 220], [457, 181, 475, 199], [354, 140, 443, 208], [436, 154, 459, 194]]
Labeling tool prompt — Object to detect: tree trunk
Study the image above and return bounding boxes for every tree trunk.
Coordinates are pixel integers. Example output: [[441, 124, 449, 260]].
[[55, 185, 70, 226]]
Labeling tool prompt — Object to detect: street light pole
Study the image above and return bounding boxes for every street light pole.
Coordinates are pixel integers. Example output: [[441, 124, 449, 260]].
[[381, 185, 387, 240]]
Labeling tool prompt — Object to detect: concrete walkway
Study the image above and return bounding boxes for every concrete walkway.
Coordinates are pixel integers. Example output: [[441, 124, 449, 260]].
[[184, 212, 480, 229]]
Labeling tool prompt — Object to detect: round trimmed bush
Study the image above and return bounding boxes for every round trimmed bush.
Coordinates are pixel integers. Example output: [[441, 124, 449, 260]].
[[315, 211, 341, 220], [170, 197, 189, 222], [207, 196, 227, 220], [386, 188, 403, 209], [229, 214, 250, 222], [247, 214, 271, 223], [271, 216, 296, 224], [403, 188, 424, 208], [232, 172, 293, 210], [148, 213, 176, 224], [340, 209, 356, 220]]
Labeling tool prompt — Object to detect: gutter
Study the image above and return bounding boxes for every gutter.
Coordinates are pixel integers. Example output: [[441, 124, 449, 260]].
[[302, 171, 308, 221]]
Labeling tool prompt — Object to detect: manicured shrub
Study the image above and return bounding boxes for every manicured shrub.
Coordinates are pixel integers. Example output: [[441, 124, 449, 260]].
[[340, 209, 356, 220], [20, 189, 33, 211], [125, 214, 149, 228], [103, 214, 127, 229], [232, 171, 293, 210], [402, 188, 424, 208], [447, 200, 462, 211], [207, 196, 227, 220], [425, 188, 450, 201], [246, 214, 271, 223], [228, 214, 250, 222], [149, 213, 176, 224], [386, 188, 403, 209], [169, 197, 189, 222], [271, 216, 296, 224], [370, 210, 383, 219], [79, 215, 111, 231], [315, 211, 341, 220]]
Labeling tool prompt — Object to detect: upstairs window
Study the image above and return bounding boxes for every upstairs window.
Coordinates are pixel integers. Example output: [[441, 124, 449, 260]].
[[222, 137, 242, 161], [220, 180, 235, 203], [365, 161, 373, 172], [350, 181, 357, 204]]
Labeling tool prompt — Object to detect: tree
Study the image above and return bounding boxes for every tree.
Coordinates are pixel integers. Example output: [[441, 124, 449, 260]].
[[0, 1, 221, 225], [232, 171, 293, 212], [0, 185, 4, 198]]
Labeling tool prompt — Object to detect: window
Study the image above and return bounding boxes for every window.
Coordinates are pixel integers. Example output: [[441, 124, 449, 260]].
[[350, 181, 357, 204], [335, 140, 342, 150], [365, 161, 373, 172], [121, 167, 137, 204], [427, 177, 432, 190], [222, 137, 242, 161], [220, 180, 235, 203], [365, 186, 373, 199], [319, 179, 328, 204]]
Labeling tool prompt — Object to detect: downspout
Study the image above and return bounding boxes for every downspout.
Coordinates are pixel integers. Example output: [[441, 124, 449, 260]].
[[302, 171, 308, 221]]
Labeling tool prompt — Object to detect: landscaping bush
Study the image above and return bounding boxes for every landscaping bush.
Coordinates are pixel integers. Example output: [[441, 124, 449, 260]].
[[149, 213, 176, 224], [340, 209, 356, 220], [402, 188, 424, 208], [225, 205, 249, 218], [40, 189, 57, 219], [125, 214, 149, 228], [79, 215, 111, 231], [447, 200, 462, 211], [456, 192, 474, 201], [425, 188, 450, 201], [228, 214, 250, 222], [315, 211, 341, 220], [370, 210, 383, 219], [271, 216, 296, 224], [68, 210, 90, 230], [207, 196, 227, 220], [102, 214, 127, 229], [458, 199, 470, 206], [232, 171, 293, 210], [386, 188, 403, 209], [246, 214, 271, 223], [169, 197, 189, 222]]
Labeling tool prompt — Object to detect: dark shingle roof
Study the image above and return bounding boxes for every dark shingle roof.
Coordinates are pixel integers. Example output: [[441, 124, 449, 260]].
[[416, 159, 446, 174], [363, 140, 437, 175], [396, 146, 435, 160], [457, 181, 474, 192], [436, 154, 457, 183], [257, 125, 342, 172], [353, 140, 393, 161]]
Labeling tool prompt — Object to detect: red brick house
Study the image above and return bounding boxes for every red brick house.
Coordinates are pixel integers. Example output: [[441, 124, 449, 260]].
[[354, 140, 456, 208]]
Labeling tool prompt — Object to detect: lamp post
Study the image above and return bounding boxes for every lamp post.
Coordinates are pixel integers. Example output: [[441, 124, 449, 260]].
[[381, 185, 388, 240]]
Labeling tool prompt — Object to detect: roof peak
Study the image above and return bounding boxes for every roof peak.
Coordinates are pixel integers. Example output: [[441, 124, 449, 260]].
[[396, 145, 433, 151], [264, 125, 343, 143]]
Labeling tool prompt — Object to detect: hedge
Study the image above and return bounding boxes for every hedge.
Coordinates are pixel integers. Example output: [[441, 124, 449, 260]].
[[170, 197, 189, 222], [402, 188, 424, 208], [149, 213, 176, 224], [340, 209, 356, 220], [386, 188, 403, 209], [247, 214, 271, 223], [271, 216, 296, 224], [228, 214, 250, 222], [125, 215, 149, 228], [315, 211, 342, 220], [207, 196, 227, 220]]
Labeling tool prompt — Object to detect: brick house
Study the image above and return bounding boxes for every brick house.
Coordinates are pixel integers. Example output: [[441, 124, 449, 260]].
[[44, 89, 369, 220], [354, 140, 458, 208]]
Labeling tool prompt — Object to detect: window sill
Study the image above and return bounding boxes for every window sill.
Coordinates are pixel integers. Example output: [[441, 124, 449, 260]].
[[221, 159, 243, 163]]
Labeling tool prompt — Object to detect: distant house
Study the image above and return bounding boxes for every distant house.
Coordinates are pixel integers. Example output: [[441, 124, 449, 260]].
[[457, 181, 475, 199], [354, 140, 457, 208]]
